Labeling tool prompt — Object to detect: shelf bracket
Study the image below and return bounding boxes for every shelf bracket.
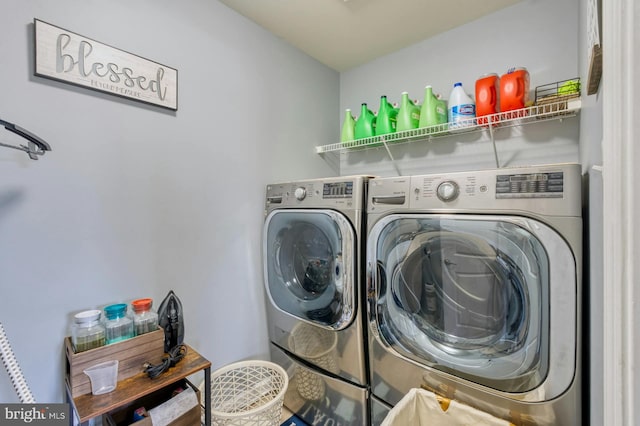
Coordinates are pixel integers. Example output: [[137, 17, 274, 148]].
[[381, 138, 402, 176], [488, 118, 500, 168]]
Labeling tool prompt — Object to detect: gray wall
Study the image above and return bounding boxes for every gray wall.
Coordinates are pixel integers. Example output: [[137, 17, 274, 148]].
[[0, 0, 337, 403], [339, 0, 580, 177]]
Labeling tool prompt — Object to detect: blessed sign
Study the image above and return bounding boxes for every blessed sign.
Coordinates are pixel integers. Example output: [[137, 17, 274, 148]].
[[34, 19, 178, 111]]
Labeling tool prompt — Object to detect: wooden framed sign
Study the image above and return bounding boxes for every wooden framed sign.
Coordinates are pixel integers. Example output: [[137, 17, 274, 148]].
[[34, 19, 178, 111]]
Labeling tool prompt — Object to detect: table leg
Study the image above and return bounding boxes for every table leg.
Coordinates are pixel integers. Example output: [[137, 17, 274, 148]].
[[205, 366, 211, 426]]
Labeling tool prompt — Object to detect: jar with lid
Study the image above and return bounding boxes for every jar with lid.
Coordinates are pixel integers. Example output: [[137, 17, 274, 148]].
[[104, 303, 134, 344], [132, 298, 158, 336], [72, 310, 106, 353]]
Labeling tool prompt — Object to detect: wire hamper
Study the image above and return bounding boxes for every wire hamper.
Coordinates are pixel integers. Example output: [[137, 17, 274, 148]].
[[210, 360, 289, 426]]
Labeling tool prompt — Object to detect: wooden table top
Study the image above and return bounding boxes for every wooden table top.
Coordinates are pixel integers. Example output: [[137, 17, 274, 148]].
[[68, 344, 211, 423]]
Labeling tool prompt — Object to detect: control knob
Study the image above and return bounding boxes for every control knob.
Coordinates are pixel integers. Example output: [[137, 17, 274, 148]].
[[436, 181, 459, 202], [294, 187, 307, 201]]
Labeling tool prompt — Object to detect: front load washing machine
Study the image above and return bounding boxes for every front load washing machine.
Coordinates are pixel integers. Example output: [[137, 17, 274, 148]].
[[263, 176, 371, 425], [366, 163, 582, 426]]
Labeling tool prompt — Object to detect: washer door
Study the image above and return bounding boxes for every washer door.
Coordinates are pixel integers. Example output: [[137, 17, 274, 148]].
[[264, 209, 355, 330], [368, 214, 577, 397]]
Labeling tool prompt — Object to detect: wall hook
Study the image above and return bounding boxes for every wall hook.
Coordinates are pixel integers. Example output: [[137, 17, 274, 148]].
[[0, 118, 52, 160]]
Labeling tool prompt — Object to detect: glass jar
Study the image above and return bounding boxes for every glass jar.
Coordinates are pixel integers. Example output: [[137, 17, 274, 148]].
[[132, 298, 158, 336], [71, 310, 106, 353], [104, 303, 134, 344]]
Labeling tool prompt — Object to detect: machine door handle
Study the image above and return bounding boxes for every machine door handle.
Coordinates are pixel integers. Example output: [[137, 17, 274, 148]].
[[372, 195, 405, 205]]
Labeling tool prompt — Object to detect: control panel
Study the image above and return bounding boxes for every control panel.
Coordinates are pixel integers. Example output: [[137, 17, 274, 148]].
[[266, 177, 365, 211], [496, 172, 564, 198], [323, 181, 354, 199], [368, 164, 580, 216]]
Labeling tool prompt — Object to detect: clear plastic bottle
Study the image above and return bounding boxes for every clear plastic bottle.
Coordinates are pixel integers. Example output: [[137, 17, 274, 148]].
[[132, 298, 159, 336], [71, 310, 106, 353], [104, 303, 134, 344], [448, 82, 476, 132]]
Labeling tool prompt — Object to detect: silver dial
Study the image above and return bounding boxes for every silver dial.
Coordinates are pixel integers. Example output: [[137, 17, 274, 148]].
[[294, 187, 307, 200], [436, 181, 459, 202]]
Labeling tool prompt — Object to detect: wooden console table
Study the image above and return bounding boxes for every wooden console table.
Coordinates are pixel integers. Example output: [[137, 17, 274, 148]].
[[66, 344, 211, 425]]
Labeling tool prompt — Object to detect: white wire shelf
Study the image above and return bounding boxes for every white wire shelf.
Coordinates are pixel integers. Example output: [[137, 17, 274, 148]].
[[316, 97, 581, 155]]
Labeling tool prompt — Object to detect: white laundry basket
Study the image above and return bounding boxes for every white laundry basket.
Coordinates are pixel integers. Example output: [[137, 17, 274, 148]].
[[382, 388, 513, 426], [210, 360, 289, 426]]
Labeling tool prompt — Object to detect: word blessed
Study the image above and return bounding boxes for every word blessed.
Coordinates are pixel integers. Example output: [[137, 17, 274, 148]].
[[56, 33, 167, 101]]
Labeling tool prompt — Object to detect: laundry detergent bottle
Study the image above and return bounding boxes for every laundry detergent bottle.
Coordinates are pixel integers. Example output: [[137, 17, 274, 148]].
[[341, 109, 356, 143], [419, 85, 438, 130], [375, 95, 397, 136], [396, 91, 420, 132], [448, 82, 476, 132], [475, 73, 500, 126], [435, 94, 448, 126], [354, 103, 376, 140], [500, 67, 530, 113]]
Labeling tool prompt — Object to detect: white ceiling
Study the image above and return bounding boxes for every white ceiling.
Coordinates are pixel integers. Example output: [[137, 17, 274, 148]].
[[218, 0, 521, 72]]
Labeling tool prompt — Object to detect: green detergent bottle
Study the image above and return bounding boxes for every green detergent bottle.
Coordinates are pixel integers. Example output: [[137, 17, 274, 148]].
[[341, 109, 356, 143], [375, 95, 397, 136], [435, 94, 448, 130], [396, 91, 420, 132], [419, 85, 438, 130], [354, 103, 376, 140]]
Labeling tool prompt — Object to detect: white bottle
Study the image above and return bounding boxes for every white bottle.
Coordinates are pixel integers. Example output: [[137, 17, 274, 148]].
[[448, 82, 476, 132]]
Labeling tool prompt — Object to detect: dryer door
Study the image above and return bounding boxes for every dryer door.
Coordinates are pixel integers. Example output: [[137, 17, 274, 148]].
[[264, 209, 355, 330], [368, 214, 577, 399]]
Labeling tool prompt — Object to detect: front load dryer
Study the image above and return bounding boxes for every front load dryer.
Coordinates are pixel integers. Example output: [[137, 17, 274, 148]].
[[263, 176, 371, 425], [366, 164, 583, 426]]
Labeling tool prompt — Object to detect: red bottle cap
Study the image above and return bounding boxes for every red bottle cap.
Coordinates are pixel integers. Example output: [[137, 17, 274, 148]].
[[132, 298, 153, 313]]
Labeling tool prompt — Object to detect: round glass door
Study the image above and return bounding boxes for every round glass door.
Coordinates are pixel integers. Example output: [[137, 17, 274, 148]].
[[264, 209, 355, 329], [369, 214, 563, 393]]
